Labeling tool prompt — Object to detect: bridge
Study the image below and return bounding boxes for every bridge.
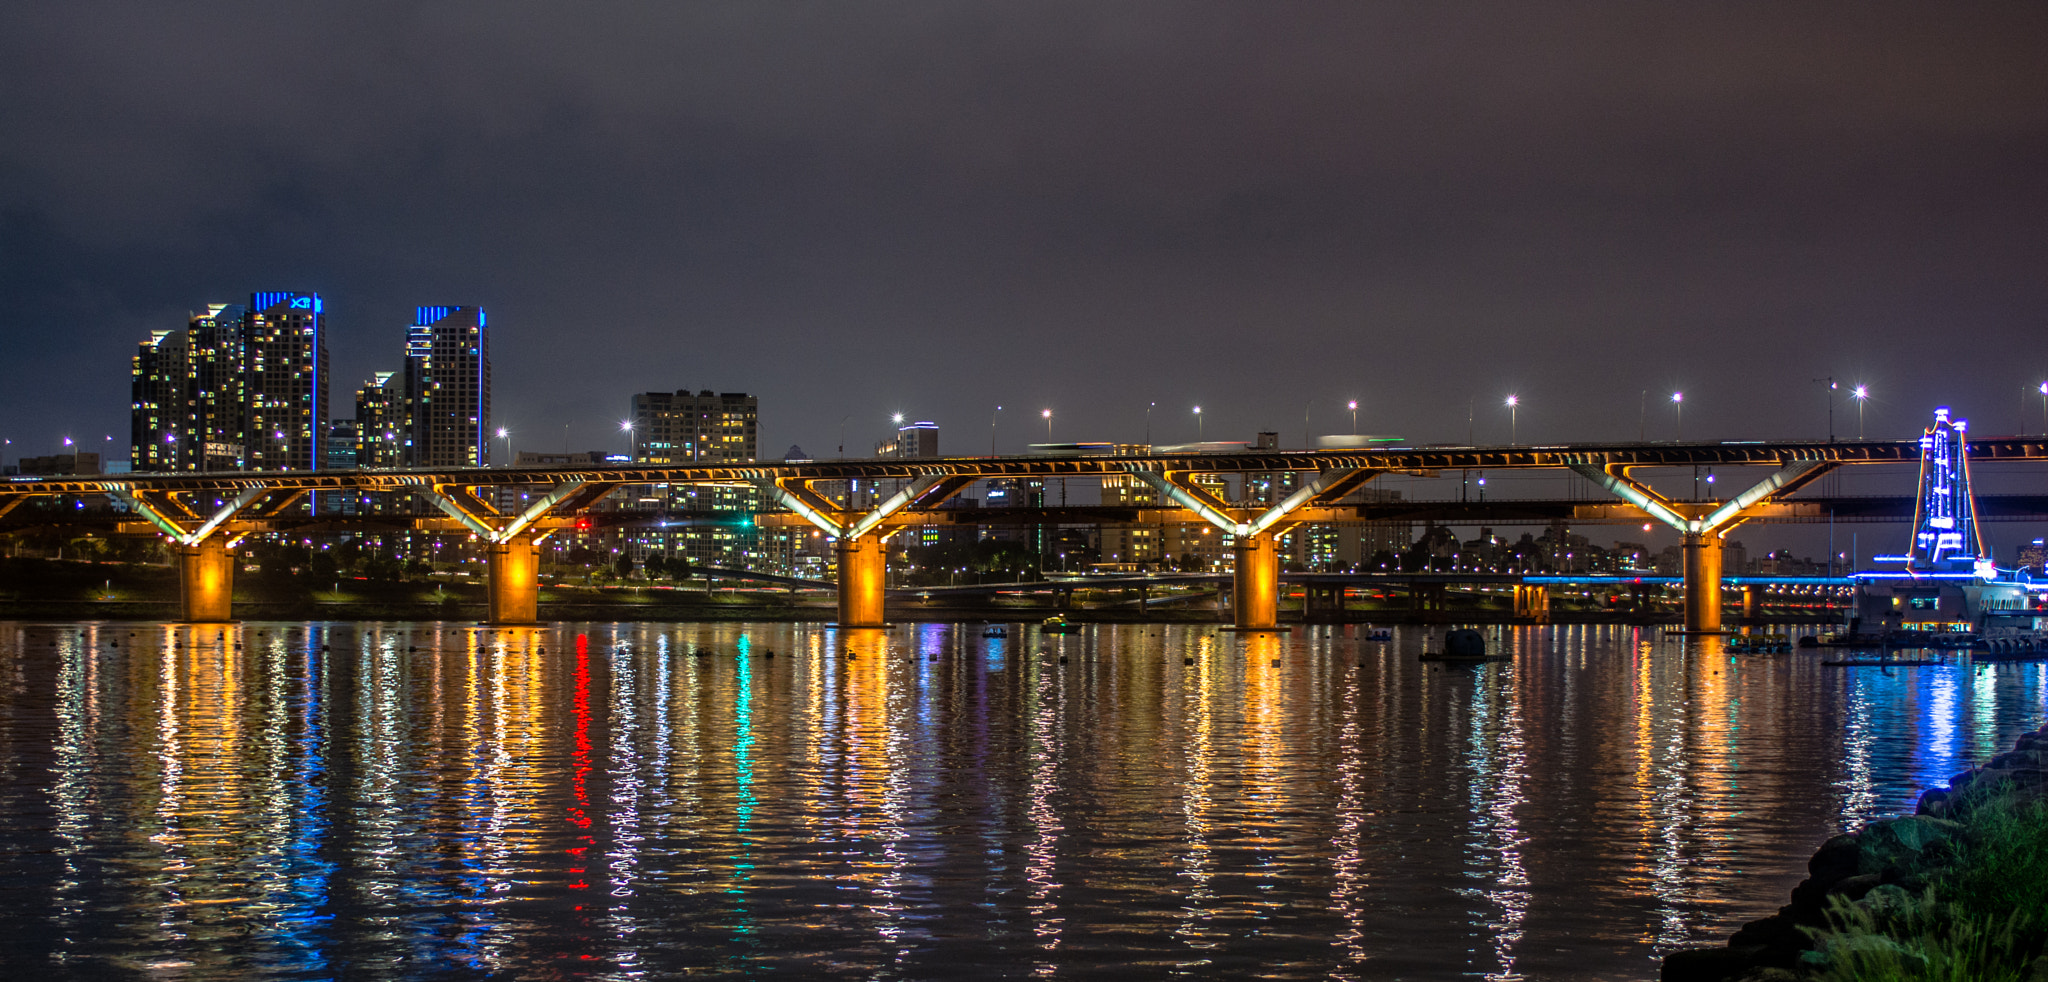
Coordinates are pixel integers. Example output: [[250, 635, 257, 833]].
[[5, 419, 2042, 632]]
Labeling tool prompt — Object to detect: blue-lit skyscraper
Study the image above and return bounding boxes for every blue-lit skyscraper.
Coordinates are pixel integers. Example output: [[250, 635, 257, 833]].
[[244, 292, 328, 471], [402, 305, 490, 467]]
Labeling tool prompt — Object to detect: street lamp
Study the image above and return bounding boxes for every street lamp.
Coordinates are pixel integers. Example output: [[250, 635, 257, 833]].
[[496, 427, 510, 466], [1348, 400, 1358, 433], [2039, 381, 2046, 437], [1852, 386, 1868, 440], [1042, 408, 1052, 442], [991, 405, 1002, 456], [1671, 391, 1683, 441], [619, 419, 634, 458], [1504, 395, 1518, 445], [1193, 405, 1203, 442]]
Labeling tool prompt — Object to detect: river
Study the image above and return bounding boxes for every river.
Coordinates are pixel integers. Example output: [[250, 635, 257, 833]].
[[1, 620, 2043, 980]]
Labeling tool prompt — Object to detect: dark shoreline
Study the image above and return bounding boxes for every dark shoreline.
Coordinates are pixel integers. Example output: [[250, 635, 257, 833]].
[[1662, 721, 2048, 981]]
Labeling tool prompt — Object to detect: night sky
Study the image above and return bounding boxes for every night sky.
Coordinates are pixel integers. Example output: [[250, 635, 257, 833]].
[[4, 3, 2046, 473]]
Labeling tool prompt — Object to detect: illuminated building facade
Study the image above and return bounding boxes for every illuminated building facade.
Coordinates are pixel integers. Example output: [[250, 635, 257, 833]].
[[130, 299, 310, 472], [243, 292, 329, 471], [1907, 407, 1982, 572], [628, 390, 761, 567], [875, 421, 939, 458], [353, 372, 405, 467], [402, 306, 491, 467]]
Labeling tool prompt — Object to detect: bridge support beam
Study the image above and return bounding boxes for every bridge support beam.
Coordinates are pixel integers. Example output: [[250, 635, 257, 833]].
[[486, 535, 541, 625], [1683, 533, 1724, 632], [837, 535, 888, 628], [1742, 584, 1760, 624], [1231, 532, 1281, 630], [179, 538, 236, 623], [1513, 584, 1550, 622]]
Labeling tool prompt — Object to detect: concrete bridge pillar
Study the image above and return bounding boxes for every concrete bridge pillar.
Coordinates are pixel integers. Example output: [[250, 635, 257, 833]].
[[837, 534, 888, 628], [1741, 583, 1760, 623], [1513, 584, 1550, 622], [178, 538, 236, 623], [1683, 533, 1724, 632], [486, 535, 541, 625], [1232, 532, 1280, 630]]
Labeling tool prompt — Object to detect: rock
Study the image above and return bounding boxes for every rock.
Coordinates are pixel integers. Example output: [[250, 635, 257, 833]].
[[1916, 788, 1950, 817], [1808, 833, 1861, 883], [1856, 815, 1960, 876], [1731, 969, 1801, 982], [1728, 914, 1795, 949], [1825, 872, 1882, 901], [1662, 946, 1764, 982]]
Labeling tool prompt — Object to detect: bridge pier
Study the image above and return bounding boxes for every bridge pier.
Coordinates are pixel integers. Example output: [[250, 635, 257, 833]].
[[1231, 532, 1281, 631], [178, 538, 236, 623], [486, 535, 541, 625], [1741, 583, 1760, 624], [1513, 584, 1550, 622], [837, 535, 888, 628], [1682, 533, 1724, 632]]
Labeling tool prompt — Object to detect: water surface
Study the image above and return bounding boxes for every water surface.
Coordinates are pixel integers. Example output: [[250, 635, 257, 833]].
[[1, 621, 2043, 980]]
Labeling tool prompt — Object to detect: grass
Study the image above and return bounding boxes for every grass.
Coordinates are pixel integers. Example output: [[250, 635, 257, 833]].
[[1805, 785, 2048, 980]]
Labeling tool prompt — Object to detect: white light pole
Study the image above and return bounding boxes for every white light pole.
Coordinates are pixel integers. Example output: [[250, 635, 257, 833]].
[[1852, 386, 1868, 440], [1504, 396, 1518, 445], [1671, 391, 1683, 442], [1193, 405, 1203, 442], [496, 427, 510, 466], [619, 419, 634, 458], [1348, 399, 1358, 433], [1042, 408, 1052, 443], [991, 405, 1002, 456]]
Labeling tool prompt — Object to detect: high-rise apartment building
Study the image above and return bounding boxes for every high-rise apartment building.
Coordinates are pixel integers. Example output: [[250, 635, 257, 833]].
[[875, 421, 938, 458], [131, 298, 319, 472], [353, 371, 405, 467], [243, 292, 328, 471], [402, 306, 491, 467]]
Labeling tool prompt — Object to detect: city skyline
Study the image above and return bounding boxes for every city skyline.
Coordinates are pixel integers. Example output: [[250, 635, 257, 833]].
[[3, 5, 2046, 468]]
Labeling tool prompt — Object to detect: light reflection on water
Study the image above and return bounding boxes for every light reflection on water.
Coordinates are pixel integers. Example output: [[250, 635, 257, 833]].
[[2, 621, 2045, 980]]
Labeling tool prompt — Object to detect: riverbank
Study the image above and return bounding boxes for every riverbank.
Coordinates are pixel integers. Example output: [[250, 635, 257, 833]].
[[1663, 722, 2048, 981]]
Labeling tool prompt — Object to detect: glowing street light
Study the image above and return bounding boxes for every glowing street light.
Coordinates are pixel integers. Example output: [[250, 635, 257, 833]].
[[1671, 391, 1683, 441], [892, 412, 905, 425], [1348, 399, 1359, 432], [2039, 381, 2046, 437], [1041, 408, 1052, 442], [1852, 385, 1868, 440], [1193, 405, 1203, 442], [1504, 395, 1518, 445], [496, 427, 510, 466]]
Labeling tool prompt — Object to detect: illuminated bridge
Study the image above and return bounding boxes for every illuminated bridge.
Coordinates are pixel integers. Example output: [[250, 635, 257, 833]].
[[5, 425, 2043, 632]]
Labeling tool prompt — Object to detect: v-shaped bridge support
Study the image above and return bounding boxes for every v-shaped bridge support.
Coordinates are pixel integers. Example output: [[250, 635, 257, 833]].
[[751, 473, 962, 627], [1571, 460, 1833, 632], [106, 484, 273, 622], [1134, 467, 1375, 630]]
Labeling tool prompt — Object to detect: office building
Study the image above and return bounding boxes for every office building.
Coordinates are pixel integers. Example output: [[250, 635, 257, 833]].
[[403, 306, 491, 467], [875, 421, 939, 458], [627, 390, 761, 568]]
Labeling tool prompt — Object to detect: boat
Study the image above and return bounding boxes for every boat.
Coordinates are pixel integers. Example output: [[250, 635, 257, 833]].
[[1040, 616, 1083, 635], [1727, 633, 1792, 654], [982, 627, 1008, 638], [1418, 628, 1507, 662], [1364, 627, 1393, 642]]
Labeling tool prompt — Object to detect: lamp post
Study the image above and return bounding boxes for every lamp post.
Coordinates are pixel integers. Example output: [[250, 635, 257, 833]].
[[991, 405, 1001, 456], [2039, 382, 2046, 437], [1348, 399, 1358, 433], [1042, 408, 1052, 443], [619, 419, 633, 459], [1504, 395, 1518, 445], [1193, 406, 1203, 442], [1144, 401, 1154, 446], [1852, 386, 1868, 440], [1671, 391, 1683, 441], [1814, 376, 1837, 442], [496, 427, 510, 466]]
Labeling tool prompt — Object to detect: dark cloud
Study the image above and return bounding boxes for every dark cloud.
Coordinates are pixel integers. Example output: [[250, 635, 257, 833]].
[[3, 1, 2046, 480]]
